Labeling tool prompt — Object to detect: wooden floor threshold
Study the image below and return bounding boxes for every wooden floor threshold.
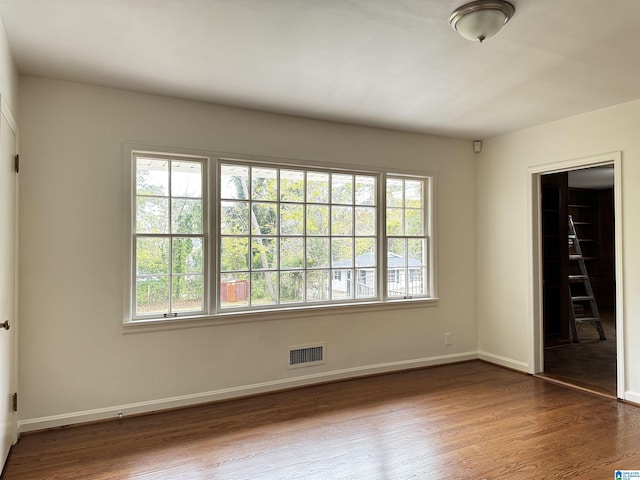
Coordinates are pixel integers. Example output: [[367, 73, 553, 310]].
[[534, 372, 616, 400]]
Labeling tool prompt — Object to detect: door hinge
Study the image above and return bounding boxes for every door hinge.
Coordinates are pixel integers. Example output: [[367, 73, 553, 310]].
[[14, 154, 19, 173], [12, 392, 17, 412]]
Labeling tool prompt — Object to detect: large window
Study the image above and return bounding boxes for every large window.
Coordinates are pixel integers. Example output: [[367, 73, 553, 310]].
[[128, 149, 433, 322], [219, 162, 378, 309]]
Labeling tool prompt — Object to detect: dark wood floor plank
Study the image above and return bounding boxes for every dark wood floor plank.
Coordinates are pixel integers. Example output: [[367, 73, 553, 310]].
[[3, 361, 640, 479]]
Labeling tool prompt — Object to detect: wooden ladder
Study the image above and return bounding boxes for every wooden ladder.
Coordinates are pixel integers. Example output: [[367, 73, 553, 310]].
[[568, 215, 606, 342]]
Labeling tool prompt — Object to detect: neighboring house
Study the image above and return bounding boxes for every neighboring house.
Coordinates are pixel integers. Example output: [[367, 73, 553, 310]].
[[332, 251, 424, 298]]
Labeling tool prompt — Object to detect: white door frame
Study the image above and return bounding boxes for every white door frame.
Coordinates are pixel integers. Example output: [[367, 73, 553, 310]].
[[528, 151, 624, 399]]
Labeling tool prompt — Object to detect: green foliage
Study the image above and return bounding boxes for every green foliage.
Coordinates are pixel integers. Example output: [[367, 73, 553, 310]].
[[251, 203, 277, 235], [252, 239, 277, 270], [306, 205, 329, 235], [386, 207, 403, 236], [280, 271, 303, 303], [221, 237, 249, 272], [280, 238, 304, 269]]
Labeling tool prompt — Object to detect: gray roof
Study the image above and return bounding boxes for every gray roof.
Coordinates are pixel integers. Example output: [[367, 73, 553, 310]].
[[332, 251, 421, 268]]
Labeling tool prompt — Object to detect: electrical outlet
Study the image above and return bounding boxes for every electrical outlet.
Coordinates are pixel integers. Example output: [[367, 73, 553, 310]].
[[445, 332, 452, 346]]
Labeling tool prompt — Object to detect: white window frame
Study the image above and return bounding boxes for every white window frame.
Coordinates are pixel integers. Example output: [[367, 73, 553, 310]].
[[123, 144, 437, 328]]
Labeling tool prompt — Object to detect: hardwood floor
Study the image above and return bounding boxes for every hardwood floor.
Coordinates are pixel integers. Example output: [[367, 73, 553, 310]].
[[543, 310, 617, 396], [4, 361, 640, 479]]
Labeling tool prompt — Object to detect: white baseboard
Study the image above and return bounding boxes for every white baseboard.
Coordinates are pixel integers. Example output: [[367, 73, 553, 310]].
[[477, 350, 529, 372], [18, 351, 478, 433], [624, 391, 640, 405]]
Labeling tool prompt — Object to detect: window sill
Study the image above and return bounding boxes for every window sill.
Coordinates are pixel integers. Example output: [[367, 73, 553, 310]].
[[122, 297, 439, 334]]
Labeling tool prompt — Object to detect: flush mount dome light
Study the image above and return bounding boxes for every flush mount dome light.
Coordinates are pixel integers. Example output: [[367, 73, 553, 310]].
[[449, 0, 515, 43]]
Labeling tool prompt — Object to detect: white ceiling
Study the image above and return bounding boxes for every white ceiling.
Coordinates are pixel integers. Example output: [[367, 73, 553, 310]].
[[0, 0, 638, 139]]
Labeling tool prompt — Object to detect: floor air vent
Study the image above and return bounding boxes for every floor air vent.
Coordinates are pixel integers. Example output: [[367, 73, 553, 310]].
[[288, 344, 325, 369]]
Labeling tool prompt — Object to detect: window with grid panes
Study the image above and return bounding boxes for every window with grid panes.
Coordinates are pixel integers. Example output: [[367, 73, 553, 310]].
[[133, 154, 206, 318], [385, 176, 429, 298], [128, 149, 433, 322], [219, 162, 378, 309]]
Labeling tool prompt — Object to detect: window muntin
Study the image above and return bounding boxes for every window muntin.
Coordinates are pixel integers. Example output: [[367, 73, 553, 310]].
[[134, 155, 206, 318], [219, 162, 379, 310], [385, 177, 429, 298]]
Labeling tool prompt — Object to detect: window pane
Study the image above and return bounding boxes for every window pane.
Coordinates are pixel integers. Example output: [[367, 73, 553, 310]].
[[173, 237, 203, 274], [355, 269, 376, 298], [221, 201, 249, 235], [136, 237, 169, 274], [355, 175, 376, 205], [307, 172, 329, 203], [251, 238, 277, 270], [405, 209, 423, 236], [221, 164, 249, 200], [405, 180, 422, 208], [172, 199, 202, 234], [171, 161, 202, 198], [280, 237, 304, 269], [306, 204, 329, 235], [252, 167, 277, 201], [355, 238, 375, 267], [280, 204, 304, 235], [136, 157, 168, 196], [388, 238, 406, 264], [386, 207, 403, 236], [408, 268, 427, 296], [331, 206, 353, 236], [172, 275, 203, 312], [408, 240, 427, 297], [306, 237, 330, 268], [386, 178, 403, 207], [251, 202, 278, 235], [280, 271, 304, 303], [387, 268, 405, 298], [251, 272, 277, 305], [136, 276, 169, 315], [306, 270, 329, 302], [332, 237, 353, 268], [136, 197, 169, 234], [220, 273, 249, 307], [408, 238, 426, 267], [220, 237, 249, 272], [280, 169, 304, 202], [388, 238, 406, 297], [332, 269, 353, 300], [355, 207, 376, 236], [332, 174, 353, 204]]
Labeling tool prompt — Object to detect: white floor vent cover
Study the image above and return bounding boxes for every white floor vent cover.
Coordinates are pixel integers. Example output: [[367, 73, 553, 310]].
[[288, 344, 325, 368]]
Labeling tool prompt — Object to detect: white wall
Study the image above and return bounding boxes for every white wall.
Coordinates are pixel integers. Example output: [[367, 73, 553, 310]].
[[477, 100, 640, 400], [0, 16, 18, 116], [18, 76, 477, 430]]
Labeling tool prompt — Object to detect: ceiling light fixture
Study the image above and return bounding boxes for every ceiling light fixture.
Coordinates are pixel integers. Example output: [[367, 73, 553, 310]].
[[449, 0, 515, 43]]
